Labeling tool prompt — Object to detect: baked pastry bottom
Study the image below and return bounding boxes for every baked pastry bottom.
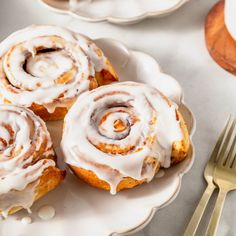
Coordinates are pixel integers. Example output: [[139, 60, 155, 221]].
[[69, 112, 189, 193], [4, 166, 65, 216], [70, 165, 150, 193]]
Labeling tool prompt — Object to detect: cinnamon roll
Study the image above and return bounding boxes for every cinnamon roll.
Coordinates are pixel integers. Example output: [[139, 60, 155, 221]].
[[0, 105, 65, 217], [61, 82, 189, 194], [0, 25, 118, 120]]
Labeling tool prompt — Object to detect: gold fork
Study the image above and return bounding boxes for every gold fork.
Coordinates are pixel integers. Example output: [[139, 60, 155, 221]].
[[205, 117, 236, 236], [183, 117, 233, 236]]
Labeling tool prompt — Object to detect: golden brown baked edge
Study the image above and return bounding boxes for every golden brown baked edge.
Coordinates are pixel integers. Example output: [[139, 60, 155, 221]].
[[69, 110, 190, 193]]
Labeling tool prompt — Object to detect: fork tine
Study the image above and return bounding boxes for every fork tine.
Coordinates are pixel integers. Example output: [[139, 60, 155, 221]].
[[209, 116, 233, 163], [225, 134, 236, 167], [231, 153, 236, 169], [217, 118, 236, 165]]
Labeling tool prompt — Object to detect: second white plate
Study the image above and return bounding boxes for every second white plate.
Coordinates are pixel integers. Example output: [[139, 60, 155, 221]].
[[39, 0, 190, 24]]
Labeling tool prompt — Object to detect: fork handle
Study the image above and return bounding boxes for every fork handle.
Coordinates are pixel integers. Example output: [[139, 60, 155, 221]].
[[183, 181, 216, 236], [205, 188, 228, 236]]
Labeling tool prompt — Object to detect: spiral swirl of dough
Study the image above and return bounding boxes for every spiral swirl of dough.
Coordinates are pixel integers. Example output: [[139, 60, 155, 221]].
[[0, 25, 118, 119], [61, 82, 188, 194], [0, 105, 56, 217]]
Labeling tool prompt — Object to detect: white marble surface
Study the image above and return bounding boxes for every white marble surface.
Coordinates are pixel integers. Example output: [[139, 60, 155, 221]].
[[0, 0, 236, 235]]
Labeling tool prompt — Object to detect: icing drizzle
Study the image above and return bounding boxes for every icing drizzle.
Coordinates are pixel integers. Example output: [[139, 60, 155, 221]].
[[0, 25, 110, 112], [61, 82, 183, 194], [0, 105, 55, 217]]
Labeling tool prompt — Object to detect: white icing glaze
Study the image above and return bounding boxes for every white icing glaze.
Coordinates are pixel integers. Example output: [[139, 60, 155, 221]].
[[0, 105, 55, 217], [61, 81, 183, 194], [155, 169, 165, 178], [38, 205, 55, 220], [21, 216, 32, 224], [225, 0, 236, 41], [0, 25, 110, 112]]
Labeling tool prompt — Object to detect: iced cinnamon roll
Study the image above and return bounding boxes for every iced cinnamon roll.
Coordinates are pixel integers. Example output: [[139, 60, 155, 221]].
[[0, 105, 65, 217], [0, 25, 118, 120], [61, 82, 189, 194]]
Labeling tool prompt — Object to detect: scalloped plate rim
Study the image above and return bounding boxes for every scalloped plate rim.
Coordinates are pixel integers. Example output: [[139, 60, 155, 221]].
[[38, 0, 190, 24]]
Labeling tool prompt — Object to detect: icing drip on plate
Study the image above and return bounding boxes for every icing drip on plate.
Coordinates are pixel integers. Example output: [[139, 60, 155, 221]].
[[0, 105, 55, 217], [225, 0, 236, 41], [61, 82, 183, 194], [38, 205, 56, 220], [21, 216, 32, 224], [0, 25, 111, 113]]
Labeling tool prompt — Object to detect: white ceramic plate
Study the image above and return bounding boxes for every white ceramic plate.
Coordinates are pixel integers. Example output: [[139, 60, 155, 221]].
[[0, 38, 195, 236], [39, 0, 189, 24]]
